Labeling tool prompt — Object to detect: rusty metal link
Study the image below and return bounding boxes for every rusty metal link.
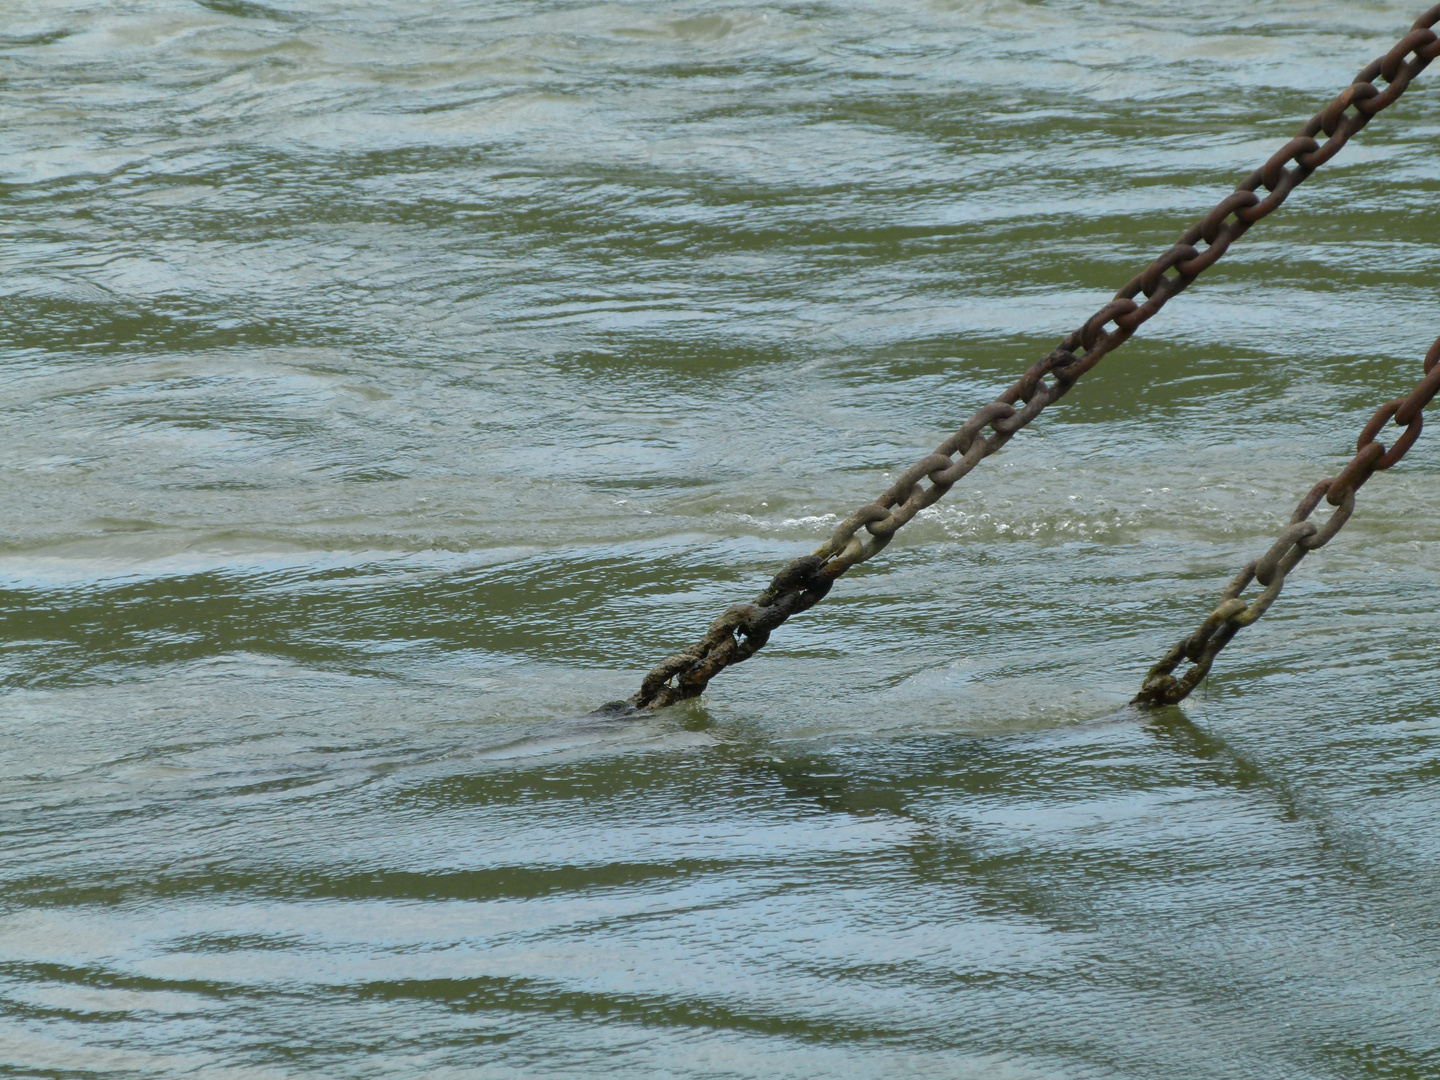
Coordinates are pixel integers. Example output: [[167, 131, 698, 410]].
[[1133, 333, 1440, 708], [630, 9, 1440, 712]]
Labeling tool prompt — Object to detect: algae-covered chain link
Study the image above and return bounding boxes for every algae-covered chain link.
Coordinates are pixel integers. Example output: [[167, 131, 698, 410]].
[[1133, 333, 1440, 708], [631, 8, 1440, 713]]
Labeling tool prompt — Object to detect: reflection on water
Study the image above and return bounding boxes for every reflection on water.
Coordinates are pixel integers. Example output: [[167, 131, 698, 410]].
[[2, 1, 1439, 1076]]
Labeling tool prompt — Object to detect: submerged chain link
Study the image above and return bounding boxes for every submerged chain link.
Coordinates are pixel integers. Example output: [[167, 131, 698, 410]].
[[631, 7, 1440, 712], [1133, 334, 1440, 707]]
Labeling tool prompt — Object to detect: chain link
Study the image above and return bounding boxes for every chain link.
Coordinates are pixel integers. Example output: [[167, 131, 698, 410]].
[[631, 7, 1440, 712], [1132, 334, 1440, 707]]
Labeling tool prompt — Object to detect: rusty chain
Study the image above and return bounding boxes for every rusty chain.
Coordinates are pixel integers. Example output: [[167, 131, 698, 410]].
[[1133, 334, 1440, 707], [629, 7, 1440, 712]]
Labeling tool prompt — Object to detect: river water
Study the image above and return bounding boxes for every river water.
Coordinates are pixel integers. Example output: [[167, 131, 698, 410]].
[[3, 2, 1439, 1076]]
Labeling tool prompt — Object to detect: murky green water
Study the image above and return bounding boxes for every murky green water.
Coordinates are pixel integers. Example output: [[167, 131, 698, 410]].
[[3, 2, 1440, 1076]]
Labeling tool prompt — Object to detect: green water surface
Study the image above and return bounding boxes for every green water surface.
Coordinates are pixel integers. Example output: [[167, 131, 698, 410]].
[[3, 2, 1439, 1076]]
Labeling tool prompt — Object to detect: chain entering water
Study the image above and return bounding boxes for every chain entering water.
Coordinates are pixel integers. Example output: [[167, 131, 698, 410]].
[[628, 7, 1440, 713], [1133, 334, 1440, 707]]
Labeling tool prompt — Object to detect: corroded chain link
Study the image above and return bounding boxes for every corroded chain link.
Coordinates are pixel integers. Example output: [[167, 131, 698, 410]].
[[1133, 334, 1440, 707], [631, 8, 1440, 712]]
